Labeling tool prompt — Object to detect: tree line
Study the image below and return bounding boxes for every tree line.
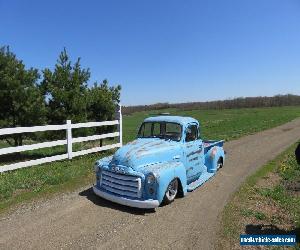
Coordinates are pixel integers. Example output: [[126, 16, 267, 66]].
[[0, 46, 121, 146], [122, 94, 300, 115]]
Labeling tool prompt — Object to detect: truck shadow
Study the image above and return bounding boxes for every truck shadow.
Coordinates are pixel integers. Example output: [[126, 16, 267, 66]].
[[79, 187, 155, 215], [245, 224, 299, 243]]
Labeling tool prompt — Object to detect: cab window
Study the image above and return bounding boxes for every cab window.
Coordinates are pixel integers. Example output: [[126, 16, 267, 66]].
[[185, 124, 198, 142], [138, 122, 182, 141], [152, 122, 161, 136], [139, 122, 152, 137]]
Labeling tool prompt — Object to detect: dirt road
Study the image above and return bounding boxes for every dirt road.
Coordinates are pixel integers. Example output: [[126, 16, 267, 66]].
[[1, 118, 300, 250]]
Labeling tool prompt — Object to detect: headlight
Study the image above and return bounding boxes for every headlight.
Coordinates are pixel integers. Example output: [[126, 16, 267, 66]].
[[146, 174, 156, 185]]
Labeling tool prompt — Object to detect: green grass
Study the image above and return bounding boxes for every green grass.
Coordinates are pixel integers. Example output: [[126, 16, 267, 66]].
[[0, 150, 115, 213], [240, 209, 267, 220], [123, 106, 300, 143], [217, 143, 300, 249], [1, 106, 300, 214]]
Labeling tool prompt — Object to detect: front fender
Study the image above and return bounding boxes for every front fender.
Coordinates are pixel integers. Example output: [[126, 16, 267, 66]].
[[95, 155, 113, 167], [148, 161, 187, 203]]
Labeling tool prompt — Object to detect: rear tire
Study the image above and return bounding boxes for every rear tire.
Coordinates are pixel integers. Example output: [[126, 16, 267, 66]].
[[163, 179, 178, 205], [217, 157, 223, 169]]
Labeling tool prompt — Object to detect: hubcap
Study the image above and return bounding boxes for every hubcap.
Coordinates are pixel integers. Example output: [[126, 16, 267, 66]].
[[166, 179, 178, 201]]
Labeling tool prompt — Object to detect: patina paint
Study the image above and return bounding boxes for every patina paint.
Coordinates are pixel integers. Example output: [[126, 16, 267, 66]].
[[112, 138, 180, 169], [93, 115, 225, 209]]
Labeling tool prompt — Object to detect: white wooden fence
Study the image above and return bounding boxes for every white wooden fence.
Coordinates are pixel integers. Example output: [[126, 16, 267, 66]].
[[0, 105, 123, 173]]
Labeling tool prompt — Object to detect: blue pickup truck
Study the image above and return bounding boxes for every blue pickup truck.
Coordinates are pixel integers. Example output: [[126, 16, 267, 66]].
[[93, 116, 225, 209]]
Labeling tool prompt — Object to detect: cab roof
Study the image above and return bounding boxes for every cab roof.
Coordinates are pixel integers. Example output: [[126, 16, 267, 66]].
[[143, 116, 199, 126]]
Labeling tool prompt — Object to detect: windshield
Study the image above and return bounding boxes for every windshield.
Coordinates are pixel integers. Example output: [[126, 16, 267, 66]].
[[137, 122, 182, 141]]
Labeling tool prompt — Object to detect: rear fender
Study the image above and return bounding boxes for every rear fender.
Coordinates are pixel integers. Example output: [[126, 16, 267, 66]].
[[205, 146, 225, 173]]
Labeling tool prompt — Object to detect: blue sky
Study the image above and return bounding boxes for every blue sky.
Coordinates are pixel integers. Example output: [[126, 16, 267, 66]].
[[1, 0, 300, 105]]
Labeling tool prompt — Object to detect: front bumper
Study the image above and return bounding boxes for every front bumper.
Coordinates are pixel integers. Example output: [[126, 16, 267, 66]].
[[93, 186, 159, 209]]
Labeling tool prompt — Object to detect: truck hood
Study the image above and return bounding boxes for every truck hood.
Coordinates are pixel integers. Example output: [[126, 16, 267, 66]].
[[111, 138, 181, 172]]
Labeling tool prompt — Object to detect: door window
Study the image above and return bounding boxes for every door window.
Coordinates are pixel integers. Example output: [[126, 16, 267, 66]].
[[185, 124, 198, 142]]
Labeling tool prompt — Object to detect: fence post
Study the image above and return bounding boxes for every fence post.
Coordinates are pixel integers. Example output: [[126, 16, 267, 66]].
[[116, 104, 123, 146], [66, 120, 73, 159]]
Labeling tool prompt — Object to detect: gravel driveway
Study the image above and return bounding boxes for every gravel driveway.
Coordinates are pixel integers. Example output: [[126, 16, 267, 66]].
[[1, 118, 300, 250]]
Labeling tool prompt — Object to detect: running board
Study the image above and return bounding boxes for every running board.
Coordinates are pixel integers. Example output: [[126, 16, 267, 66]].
[[187, 171, 215, 191]]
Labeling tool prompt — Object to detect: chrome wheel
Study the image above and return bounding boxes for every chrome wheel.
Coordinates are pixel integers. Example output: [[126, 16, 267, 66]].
[[164, 179, 178, 204]]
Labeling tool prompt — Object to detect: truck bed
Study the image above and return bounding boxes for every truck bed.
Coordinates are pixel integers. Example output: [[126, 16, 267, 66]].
[[203, 140, 224, 154]]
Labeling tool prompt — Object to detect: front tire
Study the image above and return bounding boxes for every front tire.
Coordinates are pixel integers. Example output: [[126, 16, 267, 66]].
[[163, 179, 178, 205]]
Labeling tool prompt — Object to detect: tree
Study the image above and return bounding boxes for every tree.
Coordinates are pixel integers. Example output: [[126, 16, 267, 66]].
[[41, 48, 90, 125], [41, 48, 121, 139], [88, 79, 121, 122], [0, 46, 46, 146], [88, 80, 121, 142]]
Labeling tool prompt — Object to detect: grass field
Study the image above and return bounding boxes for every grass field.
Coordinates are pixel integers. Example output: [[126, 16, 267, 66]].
[[1, 106, 300, 213], [217, 143, 300, 249], [123, 106, 300, 143]]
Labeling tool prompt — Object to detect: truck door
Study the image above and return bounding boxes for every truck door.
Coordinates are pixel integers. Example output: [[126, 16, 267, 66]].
[[184, 123, 205, 184]]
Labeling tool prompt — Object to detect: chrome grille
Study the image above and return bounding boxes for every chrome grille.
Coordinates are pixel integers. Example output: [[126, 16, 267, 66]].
[[100, 170, 142, 198]]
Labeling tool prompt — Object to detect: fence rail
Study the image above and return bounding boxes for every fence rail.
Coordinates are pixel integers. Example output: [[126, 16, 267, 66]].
[[0, 105, 122, 173]]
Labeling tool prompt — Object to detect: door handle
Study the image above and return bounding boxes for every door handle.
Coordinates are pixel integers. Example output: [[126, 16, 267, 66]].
[[173, 155, 181, 160]]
